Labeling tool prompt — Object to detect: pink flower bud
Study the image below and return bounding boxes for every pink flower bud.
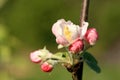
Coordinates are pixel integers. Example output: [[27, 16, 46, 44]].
[[84, 28, 98, 45], [69, 39, 84, 53], [41, 62, 53, 72], [30, 50, 42, 63]]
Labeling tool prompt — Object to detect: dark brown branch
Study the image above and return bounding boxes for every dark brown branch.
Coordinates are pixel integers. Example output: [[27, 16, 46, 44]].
[[72, 62, 83, 80]]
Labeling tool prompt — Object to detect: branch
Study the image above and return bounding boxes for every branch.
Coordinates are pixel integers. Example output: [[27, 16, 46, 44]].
[[72, 62, 83, 80], [72, 0, 90, 80], [80, 0, 90, 26]]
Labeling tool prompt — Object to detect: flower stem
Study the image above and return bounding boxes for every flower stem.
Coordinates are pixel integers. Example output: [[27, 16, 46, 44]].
[[65, 47, 74, 65]]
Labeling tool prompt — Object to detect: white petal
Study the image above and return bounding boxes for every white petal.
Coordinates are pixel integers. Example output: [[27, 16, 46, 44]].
[[80, 22, 89, 39], [62, 20, 80, 43], [52, 19, 65, 37], [58, 44, 64, 49], [69, 25, 80, 41]]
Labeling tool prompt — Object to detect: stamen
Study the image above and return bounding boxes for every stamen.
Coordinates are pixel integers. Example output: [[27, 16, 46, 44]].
[[63, 26, 72, 42]]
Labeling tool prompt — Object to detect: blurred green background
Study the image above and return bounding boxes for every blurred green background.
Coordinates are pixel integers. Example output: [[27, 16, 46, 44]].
[[0, 0, 120, 80]]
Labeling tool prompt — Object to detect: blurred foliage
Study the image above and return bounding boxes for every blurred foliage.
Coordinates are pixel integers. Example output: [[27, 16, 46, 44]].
[[0, 0, 120, 80]]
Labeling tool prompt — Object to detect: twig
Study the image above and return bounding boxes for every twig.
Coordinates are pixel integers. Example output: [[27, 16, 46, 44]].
[[80, 0, 90, 26], [72, 0, 90, 80]]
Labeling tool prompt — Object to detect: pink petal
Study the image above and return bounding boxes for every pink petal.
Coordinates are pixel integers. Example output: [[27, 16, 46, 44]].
[[69, 39, 84, 53], [56, 36, 68, 46], [30, 50, 42, 63], [84, 28, 98, 45]]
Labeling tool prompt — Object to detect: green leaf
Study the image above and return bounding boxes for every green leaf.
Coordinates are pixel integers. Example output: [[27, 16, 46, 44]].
[[83, 52, 98, 64], [83, 52, 101, 73]]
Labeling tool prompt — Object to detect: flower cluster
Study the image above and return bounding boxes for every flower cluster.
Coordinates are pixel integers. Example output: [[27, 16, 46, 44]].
[[30, 48, 54, 72], [52, 19, 98, 53], [29, 19, 98, 73]]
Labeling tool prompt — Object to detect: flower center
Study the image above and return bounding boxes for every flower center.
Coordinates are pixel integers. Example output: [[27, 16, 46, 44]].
[[63, 26, 72, 42]]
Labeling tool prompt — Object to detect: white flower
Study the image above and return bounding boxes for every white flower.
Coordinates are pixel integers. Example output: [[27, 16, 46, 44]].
[[52, 19, 89, 46]]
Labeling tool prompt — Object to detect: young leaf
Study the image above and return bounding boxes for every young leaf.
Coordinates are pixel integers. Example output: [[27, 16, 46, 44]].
[[83, 52, 97, 64], [83, 52, 101, 73]]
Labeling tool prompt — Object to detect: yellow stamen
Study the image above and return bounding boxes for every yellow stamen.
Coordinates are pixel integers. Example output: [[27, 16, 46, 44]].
[[63, 26, 72, 42]]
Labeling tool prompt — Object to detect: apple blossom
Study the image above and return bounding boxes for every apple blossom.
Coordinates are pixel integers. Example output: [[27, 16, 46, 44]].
[[30, 50, 42, 63], [41, 62, 53, 72], [52, 19, 88, 46], [69, 39, 84, 53], [84, 28, 98, 45], [30, 47, 52, 63]]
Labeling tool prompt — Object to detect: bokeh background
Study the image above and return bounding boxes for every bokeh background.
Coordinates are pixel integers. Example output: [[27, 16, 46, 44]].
[[0, 0, 120, 80]]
